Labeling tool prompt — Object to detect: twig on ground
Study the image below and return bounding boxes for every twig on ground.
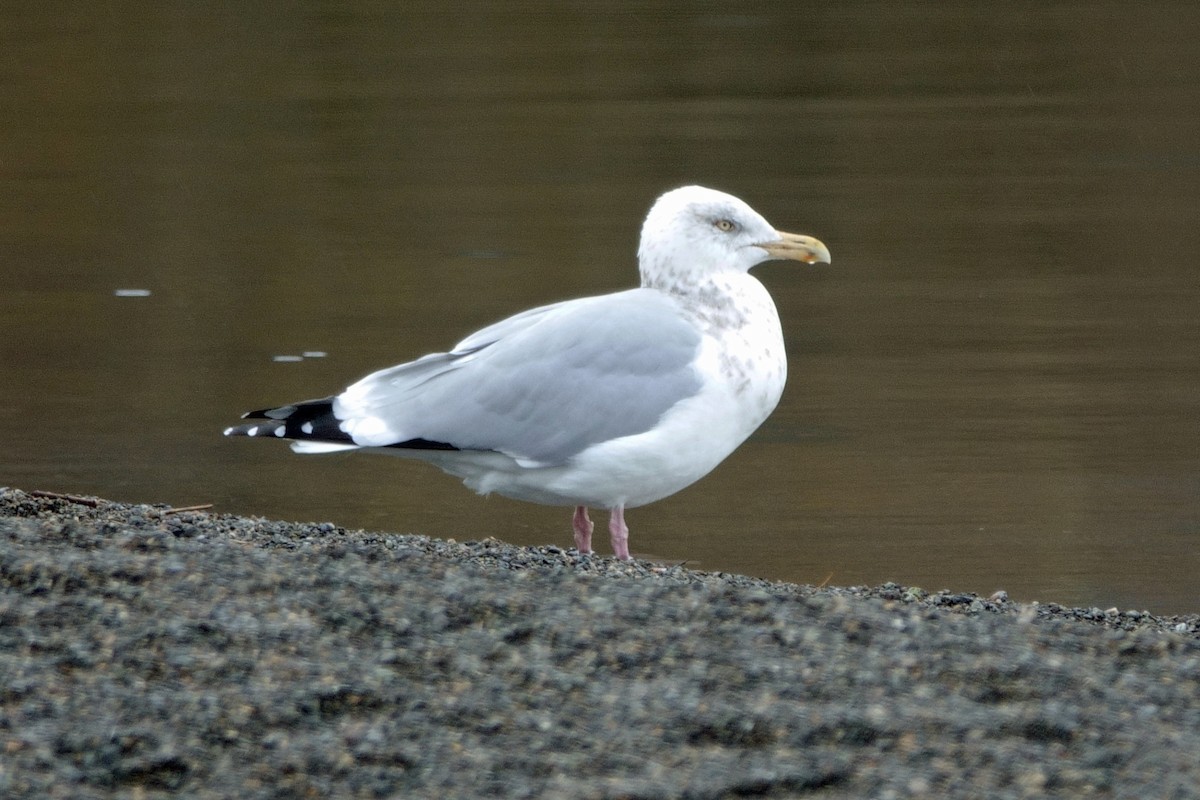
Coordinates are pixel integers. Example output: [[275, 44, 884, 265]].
[[161, 504, 215, 515], [29, 490, 101, 507]]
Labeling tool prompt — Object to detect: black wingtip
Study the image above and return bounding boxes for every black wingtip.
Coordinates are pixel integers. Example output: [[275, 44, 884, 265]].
[[241, 405, 297, 421], [229, 398, 461, 450], [224, 422, 281, 438], [228, 397, 351, 442], [387, 437, 460, 452]]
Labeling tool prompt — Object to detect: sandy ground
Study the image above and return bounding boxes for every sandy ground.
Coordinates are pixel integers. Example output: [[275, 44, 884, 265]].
[[2, 486, 1198, 798]]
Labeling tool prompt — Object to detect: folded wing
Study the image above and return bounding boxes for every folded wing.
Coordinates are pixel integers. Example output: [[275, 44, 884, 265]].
[[233, 289, 704, 468]]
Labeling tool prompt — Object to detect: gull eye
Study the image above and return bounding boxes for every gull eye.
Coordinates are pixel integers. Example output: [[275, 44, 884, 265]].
[[714, 218, 738, 233]]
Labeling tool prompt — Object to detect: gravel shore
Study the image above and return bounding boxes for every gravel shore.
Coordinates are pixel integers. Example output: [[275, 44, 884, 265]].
[[2, 486, 1198, 798]]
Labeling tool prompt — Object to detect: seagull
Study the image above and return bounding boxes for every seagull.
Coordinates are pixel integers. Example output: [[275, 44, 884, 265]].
[[225, 186, 830, 559]]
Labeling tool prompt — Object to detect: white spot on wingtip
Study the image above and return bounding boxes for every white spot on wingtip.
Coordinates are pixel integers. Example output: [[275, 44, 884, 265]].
[[247, 426, 259, 436], [223, 427, 234, 436], [301, 422, 314, 435], [273, 427, 286, 437]]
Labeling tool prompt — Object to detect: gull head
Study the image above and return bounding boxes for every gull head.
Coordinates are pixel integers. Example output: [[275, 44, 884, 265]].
[[637, 185, 831, 290]]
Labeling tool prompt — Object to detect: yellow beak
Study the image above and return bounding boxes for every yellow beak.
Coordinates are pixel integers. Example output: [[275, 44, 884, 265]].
[[757, 231, 832, 265]]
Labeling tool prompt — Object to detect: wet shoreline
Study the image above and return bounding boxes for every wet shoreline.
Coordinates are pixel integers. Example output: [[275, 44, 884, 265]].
[[3, 487, 1198, 798]]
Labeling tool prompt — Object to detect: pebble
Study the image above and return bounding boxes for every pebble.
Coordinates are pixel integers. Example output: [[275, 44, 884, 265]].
[[1, 487, 1198, 798]]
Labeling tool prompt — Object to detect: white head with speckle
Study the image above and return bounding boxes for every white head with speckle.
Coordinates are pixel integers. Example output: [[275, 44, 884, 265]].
[[637, 185, 830, 292]]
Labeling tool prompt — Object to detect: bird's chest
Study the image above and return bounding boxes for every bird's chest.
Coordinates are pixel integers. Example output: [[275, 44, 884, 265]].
[[713, 323, 786, 414], [687, 287, 787, 420]]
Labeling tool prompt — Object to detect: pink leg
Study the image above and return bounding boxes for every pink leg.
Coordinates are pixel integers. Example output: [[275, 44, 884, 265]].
[[572, 506, 594, 554], [609, 505, 631, 560]]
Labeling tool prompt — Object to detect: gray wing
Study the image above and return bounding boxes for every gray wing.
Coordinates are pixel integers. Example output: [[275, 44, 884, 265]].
[[334, 288, 703, 466]]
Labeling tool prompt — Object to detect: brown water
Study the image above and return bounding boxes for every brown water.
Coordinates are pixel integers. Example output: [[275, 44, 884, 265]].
[[3, 4, 1198, 612]]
